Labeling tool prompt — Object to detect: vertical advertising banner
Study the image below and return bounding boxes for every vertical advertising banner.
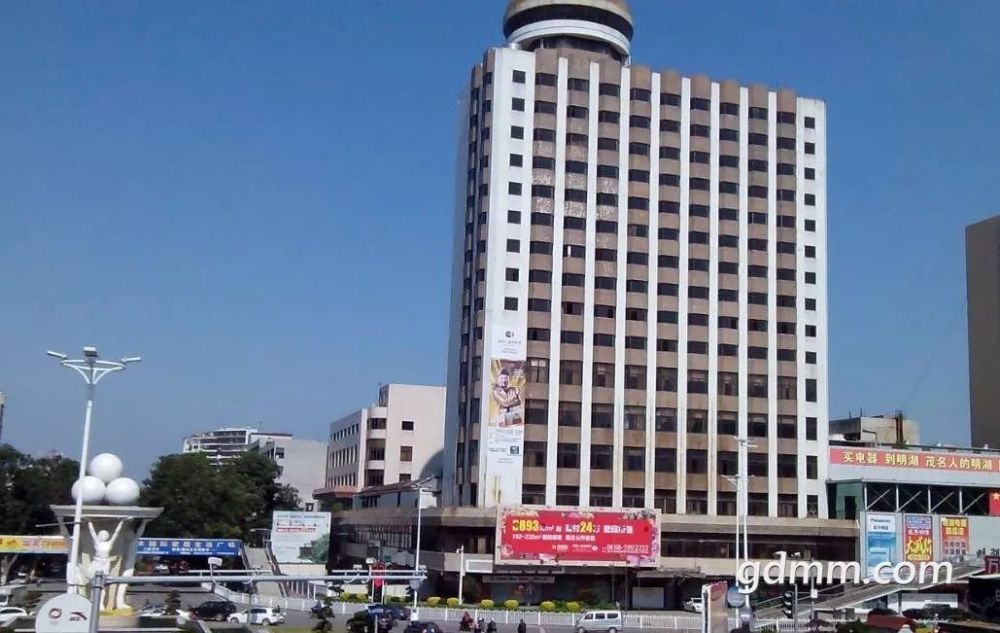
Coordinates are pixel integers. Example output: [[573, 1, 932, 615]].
[[940, 515, 969, 559], [903, 515, 933, 563], [701, 581, 728, 633], [865, 513, 898, 580], [482, 326, 526, 506]]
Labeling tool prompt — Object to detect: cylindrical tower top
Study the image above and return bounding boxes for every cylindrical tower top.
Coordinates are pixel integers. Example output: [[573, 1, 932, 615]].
[[503, 0, 633, 60]]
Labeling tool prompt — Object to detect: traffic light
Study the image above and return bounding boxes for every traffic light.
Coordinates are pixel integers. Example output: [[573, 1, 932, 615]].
[[782, 590, 795, 619]]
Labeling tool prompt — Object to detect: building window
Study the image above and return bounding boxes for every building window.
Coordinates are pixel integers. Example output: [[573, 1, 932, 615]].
[[506, 238, 520, 253], [807, 455, 818, 479], [718, 414, 737, 436], [806, 416, 817, 441], [806, 324, 817, 337], [535, 72, 556, 86], [593, 363, 614, 388], [592, 403, 613, 429], [559, 360, 583, 386], [505, 267, 520, 282], [806, 378, 818, 402], [624, 447, 645, 471], [805, 142, 816, 155], [402, 420, 414, 431], [778, 377, 796, 400], [591, 444, 613, 470], [719, 451, 738, 476], [556, 443, 579, 468], [778, 494, 797, 518], [807, 495, 819, 517], [806, 351, 817, 364], [599, 82, 619, 97], [526, 358, 549, 383], [687, 370, 708, 394], [504, 297, 518, 310], [656, 368, 676, 392], [687, 410, 708, 434], [590, 486, 612, 506], [369, 418, 387, 430], [718, 372, 738, 396], [748, 452, 768, 477], [749, 415, 768, 438], [805, 167, 816, 180], [507, 210, 521, 224], [805, 116, 816, 129], [525, 400, 547, 424], [655, 408, 676, 432], [686, 491, 708, 515], [568, 78, 589, 92], [624, 406, 645, 430], [556, 486, 578, 506], [777, 454, 797, 478], [655, 448, 675, 472], [400, 446, 413, 462], [558, 402, 581, 427], [687, 450, 708, 474], [522, 484, 545, 505], [512, 97, 525, 112], [748, 493, 768, 516]]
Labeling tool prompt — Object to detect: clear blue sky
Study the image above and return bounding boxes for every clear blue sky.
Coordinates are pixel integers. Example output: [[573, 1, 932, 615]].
[[1, 1, 997, 475]]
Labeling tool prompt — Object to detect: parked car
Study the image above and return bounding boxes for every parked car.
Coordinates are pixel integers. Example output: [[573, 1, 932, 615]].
[[0, 607, 28, 626], [190, 600, 237, 621], [683, 597, 704, 613], [370, 604, 411, 622], [138, 605, 192, 622], [404, 621, 442, 633], [228, 607, 285, 626], [576, 610, 624, 633]]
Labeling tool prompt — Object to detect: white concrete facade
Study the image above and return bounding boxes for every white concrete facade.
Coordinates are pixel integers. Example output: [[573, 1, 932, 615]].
[[446, 43, 829, 519]]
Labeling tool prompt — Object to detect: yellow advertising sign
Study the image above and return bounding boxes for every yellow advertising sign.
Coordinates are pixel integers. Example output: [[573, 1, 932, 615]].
[[0, 535, 68, 554]]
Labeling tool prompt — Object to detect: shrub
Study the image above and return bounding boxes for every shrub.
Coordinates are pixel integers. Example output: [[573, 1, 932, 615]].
[[447, 597, 460, 608], [540, 601, 555, 612], [427, 597, 441, 607], [566, 602, 581, 613], [504, 599, 518, 610], [481, 599, 495, 609]]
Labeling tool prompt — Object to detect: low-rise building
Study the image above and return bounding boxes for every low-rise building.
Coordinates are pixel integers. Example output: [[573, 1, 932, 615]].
[[829, 413, 921, 445], [314, 384, 446, 505], [248, 436, 328, 511], [181, 426, 290, 466]]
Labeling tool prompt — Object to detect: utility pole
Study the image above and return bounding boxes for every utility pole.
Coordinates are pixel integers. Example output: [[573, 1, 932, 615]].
[[0, 393, 6, 444]]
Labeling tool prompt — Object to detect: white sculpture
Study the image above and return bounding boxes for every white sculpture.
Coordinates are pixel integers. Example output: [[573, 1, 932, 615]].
[[105, 477, 140, 506], [71, 476, 107, 504], [83, 519, 126, 581], [89, 453, 124, 483]]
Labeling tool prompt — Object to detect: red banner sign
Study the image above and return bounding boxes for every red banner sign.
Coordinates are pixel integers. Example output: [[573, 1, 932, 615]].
[[941, 516, 969, 558], [495, 507, 659, 567], [830, 447, 1000, 472]]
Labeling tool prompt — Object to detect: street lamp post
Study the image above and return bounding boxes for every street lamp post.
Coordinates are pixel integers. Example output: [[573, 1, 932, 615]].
[[456, 546, 465, 605], [413, 487, 427, 611], [47, 347, 140, 594]]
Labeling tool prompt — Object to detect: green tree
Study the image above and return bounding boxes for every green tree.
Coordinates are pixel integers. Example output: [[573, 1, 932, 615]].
[[141, 451, 301, 540], [0, 445, 78, 584]]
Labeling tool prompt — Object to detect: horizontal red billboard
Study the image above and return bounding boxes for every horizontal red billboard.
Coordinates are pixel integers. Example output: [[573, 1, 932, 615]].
[[495, 507, 659, 567]]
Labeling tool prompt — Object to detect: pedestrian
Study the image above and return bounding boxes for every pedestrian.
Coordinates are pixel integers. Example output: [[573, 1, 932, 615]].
[[518, 619, 527, 633]]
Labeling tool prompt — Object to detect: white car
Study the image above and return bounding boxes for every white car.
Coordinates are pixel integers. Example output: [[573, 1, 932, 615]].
[[683, 597, 704, 613], [228, 607, 285, 626], [0, 607, 29, 626], [138, 605, 191, 622]]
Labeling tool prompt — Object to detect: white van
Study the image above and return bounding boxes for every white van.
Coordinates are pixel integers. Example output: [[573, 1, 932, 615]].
[[576, 610, 624, 633]]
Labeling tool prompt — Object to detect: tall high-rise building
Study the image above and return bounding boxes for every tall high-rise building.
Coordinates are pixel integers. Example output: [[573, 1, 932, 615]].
[[444, 0, 829, 518], [966, 214, 1000, 447]]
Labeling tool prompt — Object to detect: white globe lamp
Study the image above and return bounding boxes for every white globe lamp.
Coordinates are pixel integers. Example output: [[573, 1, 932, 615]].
[[71, 476, 107, 505], [105, 477, 141, 506], [88, 453, 123, 484]]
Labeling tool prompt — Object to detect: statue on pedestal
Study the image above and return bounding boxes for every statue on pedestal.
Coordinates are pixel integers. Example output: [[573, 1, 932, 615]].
[[52, 453, 163, 614]]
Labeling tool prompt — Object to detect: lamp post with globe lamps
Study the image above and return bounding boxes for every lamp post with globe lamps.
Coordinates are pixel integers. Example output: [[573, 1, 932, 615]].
[[47, 347, 140, 594]]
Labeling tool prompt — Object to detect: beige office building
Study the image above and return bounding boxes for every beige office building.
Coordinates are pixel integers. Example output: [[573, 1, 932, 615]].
[[318, 383, 446, 496], [444, 0, 830, 519], [967, 214, 1000, 447]]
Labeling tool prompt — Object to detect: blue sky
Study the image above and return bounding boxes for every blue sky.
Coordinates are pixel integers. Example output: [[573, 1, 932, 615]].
[[0, 1, 997, 475]]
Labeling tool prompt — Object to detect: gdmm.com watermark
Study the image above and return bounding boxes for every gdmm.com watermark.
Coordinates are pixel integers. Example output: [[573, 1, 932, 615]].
[[735, 553, 954, 593]]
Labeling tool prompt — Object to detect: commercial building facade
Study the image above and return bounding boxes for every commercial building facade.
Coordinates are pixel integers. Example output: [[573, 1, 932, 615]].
[[444, 0, 829, 518], [967, 214, 1000, 448], [317, 383, 446, 498]]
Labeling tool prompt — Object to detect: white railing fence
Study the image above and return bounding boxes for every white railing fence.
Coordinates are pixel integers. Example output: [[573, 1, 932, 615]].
[[209, 587, 804, 631]]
